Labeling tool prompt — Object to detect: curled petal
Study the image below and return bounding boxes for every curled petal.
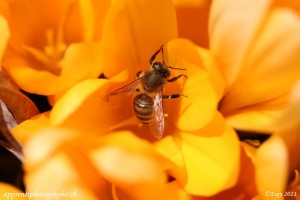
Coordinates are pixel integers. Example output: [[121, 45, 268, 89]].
[[165, 39, 224, 131], [4, 64, 59, 95], [155, 113, 240, 196]]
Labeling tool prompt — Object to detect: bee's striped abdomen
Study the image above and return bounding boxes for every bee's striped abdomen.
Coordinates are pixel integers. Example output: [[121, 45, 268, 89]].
[[133, 93, 155, 125]]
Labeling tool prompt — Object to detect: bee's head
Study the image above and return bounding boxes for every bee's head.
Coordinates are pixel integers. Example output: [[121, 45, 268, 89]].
[[152, 61, 170, 78]]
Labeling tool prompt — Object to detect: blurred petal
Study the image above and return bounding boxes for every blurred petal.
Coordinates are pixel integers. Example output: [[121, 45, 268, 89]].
[[221, 8, 300, 114], [24, 128, 107, 199], [4, 64, 58, 94], [173, 0, 211, 48], [90, 132, 188, 200], [155, 113, 240, 196], [55, 42, 103, 99], [224, 108, 285, 133], [209, 0, 272, 84], [0, 15, 9, 61], [12, 112, 51, 144], [78, 0, 95, 42], [101, 0, 178, 78], [255, 136, 289, 194], [0, 182, 26, 200], [271, 81, 300, 131], [173, 0, 206, 6], [165, 39, 224, 131]]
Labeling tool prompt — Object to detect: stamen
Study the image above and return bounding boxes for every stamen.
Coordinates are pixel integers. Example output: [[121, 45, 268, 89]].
[[112, 184, 119, 200]]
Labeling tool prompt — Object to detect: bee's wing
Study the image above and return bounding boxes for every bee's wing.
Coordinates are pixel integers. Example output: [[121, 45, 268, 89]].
[[102, 78, 142, 103], [150, 89, 164, 139]]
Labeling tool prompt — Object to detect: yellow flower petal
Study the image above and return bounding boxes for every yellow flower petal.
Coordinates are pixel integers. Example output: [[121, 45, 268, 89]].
[[78, 0, 95, 42], [101, 0, 178, 78], [155, 113, 240, 196], [0, 182, 27, 200], [164, 39, 224, 131], [90, 132, 188, 200], [192, 144, 257, 199], [55, 42, 103, 99], [50, 71, 131, 133], [24, 128, 76, 167], [225, 109, 285, 133], [222, 8, 300, 112], [255, 136, 289, 194], [24, 128, 108, 199], [0, 15, 9, 61], [12, 112, 51, 145], [173, 0, 211, 47], [271, 80, 300, 131], [209, 0, 272, 84], [25, 152, 99, 200], [4, 65, 59, 94], [1, 0, 109, 96]]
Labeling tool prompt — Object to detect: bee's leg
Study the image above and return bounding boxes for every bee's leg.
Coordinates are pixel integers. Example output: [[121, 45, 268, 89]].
[[167, 74, 187, 82], [163, 94, 187, 99], [150, 45, 164, 65]]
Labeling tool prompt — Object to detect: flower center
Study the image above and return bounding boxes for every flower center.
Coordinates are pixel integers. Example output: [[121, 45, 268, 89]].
[[23, 28, 66, 76]]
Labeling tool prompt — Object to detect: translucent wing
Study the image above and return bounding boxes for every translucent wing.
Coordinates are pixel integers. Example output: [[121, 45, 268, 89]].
[[102, 78, 142, 102], [149, 89, 164, 139]]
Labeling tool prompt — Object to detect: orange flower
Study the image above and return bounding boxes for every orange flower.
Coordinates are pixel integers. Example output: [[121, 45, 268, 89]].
[[0, 0, 110, 99], [9, 0, 241, 197], [39, 0, 241, 196], [23, 128, 189, 200], [209, 0, 300, 132]]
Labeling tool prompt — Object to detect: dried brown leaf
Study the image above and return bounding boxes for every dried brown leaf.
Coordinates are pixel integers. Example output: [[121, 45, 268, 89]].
[[0, 69, 39, 162], [0, 70, 39, 123]]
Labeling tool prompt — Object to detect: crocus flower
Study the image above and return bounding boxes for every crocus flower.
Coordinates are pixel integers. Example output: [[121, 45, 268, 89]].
[[43, 0, 240, 196], [0, 0, 109, 99], [209, 0, 300, 132], [8, 0, 241, 198]]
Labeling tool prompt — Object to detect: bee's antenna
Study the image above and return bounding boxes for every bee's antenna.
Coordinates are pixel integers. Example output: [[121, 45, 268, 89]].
[[150, 45, 164, 65], [168, 66, 186, 71], [161, 45, 165, 65]]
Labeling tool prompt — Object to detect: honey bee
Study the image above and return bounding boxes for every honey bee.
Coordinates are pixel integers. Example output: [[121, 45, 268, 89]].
[[104, 45, 186, 139]]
